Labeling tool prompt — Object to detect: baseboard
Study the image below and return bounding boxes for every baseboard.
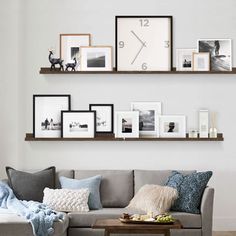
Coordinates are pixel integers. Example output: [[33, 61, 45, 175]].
[[214, 218, 236, 230]]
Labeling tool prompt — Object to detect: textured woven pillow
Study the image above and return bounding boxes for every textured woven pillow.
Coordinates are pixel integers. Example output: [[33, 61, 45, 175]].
[[165, 171, 213, 214], [127, 184, 178, 215], [43, 188, 89, 212]]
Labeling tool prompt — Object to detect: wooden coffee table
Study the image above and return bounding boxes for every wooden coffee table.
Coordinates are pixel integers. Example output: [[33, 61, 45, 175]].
[[92, 219, 182, 236]]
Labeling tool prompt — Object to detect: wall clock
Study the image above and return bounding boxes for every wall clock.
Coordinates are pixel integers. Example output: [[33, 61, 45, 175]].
[[115, 16, 173, 71]]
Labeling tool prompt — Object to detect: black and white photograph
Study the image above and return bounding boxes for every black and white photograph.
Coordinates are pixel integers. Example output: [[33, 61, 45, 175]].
[[33, 95, 71, 138], [176, 49, 197, 71], [89, 104, 114, 134], [62, 111, 95, 138], [131, 102, 162, 137], [71, 47, 80, 61], [115, 111, 139, 138], [80, 46, 113, 71], [159, 115, 186, 138], [198, 39, 232, 71]]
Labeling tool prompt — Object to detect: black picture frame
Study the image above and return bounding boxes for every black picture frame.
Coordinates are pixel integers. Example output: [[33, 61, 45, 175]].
[[61, 110, 96, 138], [33, 94, 71, 138], [89, 104, 114, 134], [115, 15, 173, 71]]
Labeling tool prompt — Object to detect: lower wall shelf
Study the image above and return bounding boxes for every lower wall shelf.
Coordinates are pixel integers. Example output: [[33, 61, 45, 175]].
[[25, 133, 224, 141]]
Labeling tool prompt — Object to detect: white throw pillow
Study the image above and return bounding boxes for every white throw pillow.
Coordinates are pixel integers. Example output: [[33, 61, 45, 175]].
[[43, 188, 90, 212], [127, 184, 178, 215]]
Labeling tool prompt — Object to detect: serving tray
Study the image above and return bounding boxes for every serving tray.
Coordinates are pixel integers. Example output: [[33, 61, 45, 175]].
[[119, 218, 175, 225]]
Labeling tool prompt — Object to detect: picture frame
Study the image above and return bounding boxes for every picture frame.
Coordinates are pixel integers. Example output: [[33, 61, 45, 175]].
[[176, 49, 197, 71], [197, 39, 232, 71], [33, 95, 71, 138], [131, 102, 162, 137], [115, 16, 173, 71], [115, 111, 139, 138], [193, 52, 210, 71], [159, 115, 186, 138], [80, 46, 113, 71], [60, 34, 91, 70], [89, 104, 114, 134], [61, 111, 96, 138]]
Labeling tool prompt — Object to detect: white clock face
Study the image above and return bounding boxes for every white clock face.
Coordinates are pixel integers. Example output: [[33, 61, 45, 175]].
[[116, 17, 172, 71]]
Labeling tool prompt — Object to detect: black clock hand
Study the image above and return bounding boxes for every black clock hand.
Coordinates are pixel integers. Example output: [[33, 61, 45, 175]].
[[131, 30, 146, 47], [131, 43, 146, 65]]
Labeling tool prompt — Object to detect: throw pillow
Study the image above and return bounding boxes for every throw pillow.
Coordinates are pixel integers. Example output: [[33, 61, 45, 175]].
[[59, 175, 102, 210], [165, 170, 213, 214], [43, 188, 89, 212], [6, 166, 56, 202], [127, 184, 178, 215]]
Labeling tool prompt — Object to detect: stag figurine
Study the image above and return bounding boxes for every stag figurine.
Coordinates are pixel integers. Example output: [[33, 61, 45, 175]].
[[48, 50, 64, 71], [65, 58, 77, 71]]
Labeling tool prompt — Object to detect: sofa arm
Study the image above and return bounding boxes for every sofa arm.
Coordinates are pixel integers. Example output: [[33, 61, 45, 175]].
[[200, 187, 214, 236]]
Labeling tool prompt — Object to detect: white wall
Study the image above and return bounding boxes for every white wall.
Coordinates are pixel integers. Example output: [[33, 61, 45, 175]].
[[1, 0, 236, 231]]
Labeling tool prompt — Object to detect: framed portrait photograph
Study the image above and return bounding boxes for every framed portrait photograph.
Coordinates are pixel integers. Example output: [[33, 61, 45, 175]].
[[116, 16, 172, 71], [89, 104, 114, 134], [60, 34, 91, 70], [115, 111, 139, 138], [176, 49, 197, 71], [198, 39, 232, 71], [80, 46, 113, 71], [131, 102, 162, 137], [61, 111, 96, 138], [33, 95, 71, 138], [159, 115, 186, 138], [193, 52, 210, 71]]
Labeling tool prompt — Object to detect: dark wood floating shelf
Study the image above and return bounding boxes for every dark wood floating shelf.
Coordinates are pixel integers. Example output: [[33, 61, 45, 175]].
[[40, 67, 236, 74], [25, 133, 224, 141]]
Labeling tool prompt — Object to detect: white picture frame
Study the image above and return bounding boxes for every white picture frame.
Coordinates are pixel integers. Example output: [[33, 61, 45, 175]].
[[115, 111, 139, 138], [62, 111, 95, 138], [176, 49, 197, 71], [131, 102, 162, 137], [159, 115, 186, 138], [193, 52, 210, 71], [197, 39, 232, 71], [80, 46, 113, 71]]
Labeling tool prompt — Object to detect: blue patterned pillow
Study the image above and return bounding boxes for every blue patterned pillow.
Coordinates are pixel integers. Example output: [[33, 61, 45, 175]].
[[165, 171, 213, 214]]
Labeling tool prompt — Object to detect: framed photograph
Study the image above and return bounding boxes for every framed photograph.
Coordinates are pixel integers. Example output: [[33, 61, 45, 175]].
[[60, 34, 91, 70], [89, 104, 114, 134], [131, 102, 162, 137], [80, 46, 113, 71], [159, 115, 186, 138], [115, 111, 139, 138], [176, 49, 197, 71], [33, 95, 71, 138], [116, 16, 172, 71], [198, 39, 232, 71], [193, 52, 210, 71], [61, 111, 96, 138]]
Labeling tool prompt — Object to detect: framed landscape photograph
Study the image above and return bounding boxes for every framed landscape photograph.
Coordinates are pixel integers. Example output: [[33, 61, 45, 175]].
[[115, 111, 139, 138], [80, 46, 113, 71], [89, 104, 114, 134], [159, 115, 186, 138], [193, 52, 210, 71], [131, 102, 162, 137], [33, 95, 71, 138], [61, 111, 96, 138], [60, 34, 91, 70], [198, 39, 232, 71], [176, 49, 197, 71]]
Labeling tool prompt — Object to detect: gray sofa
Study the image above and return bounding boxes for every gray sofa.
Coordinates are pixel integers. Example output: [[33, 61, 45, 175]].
[[0, 169, 214, 236]]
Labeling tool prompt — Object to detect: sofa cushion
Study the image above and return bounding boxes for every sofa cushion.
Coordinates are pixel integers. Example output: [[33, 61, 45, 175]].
[[74, 170, 134, 207], [134, 170, 196, 193], [56, 170, 74, 188], [68, 208, 201, 228]]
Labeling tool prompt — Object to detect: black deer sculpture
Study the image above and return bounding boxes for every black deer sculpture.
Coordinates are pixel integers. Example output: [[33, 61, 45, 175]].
[[65, 58, 77, 71], [48, 50, 64, 71]]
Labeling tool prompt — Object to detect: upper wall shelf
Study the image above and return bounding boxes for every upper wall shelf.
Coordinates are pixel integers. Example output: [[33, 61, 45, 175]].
[[40, 67, 236, 75]]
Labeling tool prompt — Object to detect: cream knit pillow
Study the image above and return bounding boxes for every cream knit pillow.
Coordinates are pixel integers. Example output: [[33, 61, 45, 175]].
[[43, 188, 89, 212], [127, 184, 178, 215]]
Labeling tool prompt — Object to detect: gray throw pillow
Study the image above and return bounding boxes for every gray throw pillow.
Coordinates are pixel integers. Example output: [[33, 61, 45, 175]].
[[6, 166, 56, 202]]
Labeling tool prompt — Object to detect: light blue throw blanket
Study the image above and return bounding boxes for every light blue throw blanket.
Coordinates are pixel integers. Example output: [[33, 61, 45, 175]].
[[0, 181, 64, 236]]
